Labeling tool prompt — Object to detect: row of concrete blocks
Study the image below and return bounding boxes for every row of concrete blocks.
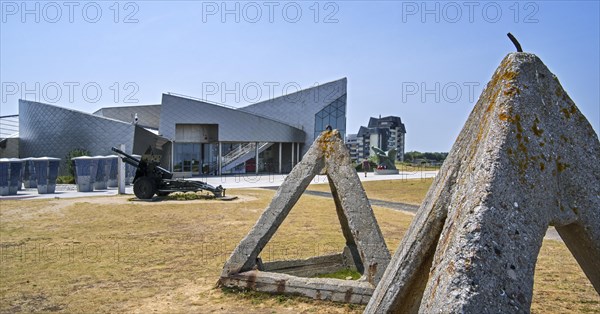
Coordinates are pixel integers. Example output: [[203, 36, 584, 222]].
[[71, 155, 138, 192], [0, 155, 139, 196], [0, 157, 60, 196]]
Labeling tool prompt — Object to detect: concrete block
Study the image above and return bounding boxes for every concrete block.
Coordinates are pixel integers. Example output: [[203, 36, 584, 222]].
[[32, 157, 60, 194], [365, 53, 600, 313], [0, 158, 22, 196], [72, 156, 98, 192]]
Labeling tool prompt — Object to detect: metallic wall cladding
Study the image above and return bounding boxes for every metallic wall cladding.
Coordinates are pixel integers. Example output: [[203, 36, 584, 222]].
[[17, 79, 347, 174], [94, 105, 162, 130], [19, 100, 136, 174], [159, 94, 306, 143], [239, 78, 347, 154]]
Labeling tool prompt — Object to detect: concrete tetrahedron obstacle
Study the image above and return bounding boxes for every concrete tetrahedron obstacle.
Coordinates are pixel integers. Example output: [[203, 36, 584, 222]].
[[365, 53, 600, 313], [220, 130, 391, 304]]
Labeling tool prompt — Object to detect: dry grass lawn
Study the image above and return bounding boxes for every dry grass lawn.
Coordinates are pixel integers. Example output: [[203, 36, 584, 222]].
[[0, 179, 598, 313], [307, 178, 434, 205]]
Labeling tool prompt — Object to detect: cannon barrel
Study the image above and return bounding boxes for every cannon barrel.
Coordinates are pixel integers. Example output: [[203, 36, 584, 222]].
[[111, 147, 141, 167], [111, 146, 173, 178]]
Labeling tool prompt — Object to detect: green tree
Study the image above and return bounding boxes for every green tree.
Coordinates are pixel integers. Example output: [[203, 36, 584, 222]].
[[404, 151, 448, 163]]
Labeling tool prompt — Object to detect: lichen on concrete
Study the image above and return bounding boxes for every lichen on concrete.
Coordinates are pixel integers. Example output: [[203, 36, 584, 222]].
[[365, 52, 600, 313]]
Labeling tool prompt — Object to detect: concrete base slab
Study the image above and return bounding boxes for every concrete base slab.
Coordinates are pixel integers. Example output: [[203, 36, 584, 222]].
[[220, 270, 374, 304]]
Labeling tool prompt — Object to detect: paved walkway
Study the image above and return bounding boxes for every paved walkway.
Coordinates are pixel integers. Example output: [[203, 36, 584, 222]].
[[195, 171, 438, 189], [0, 171, 438, 200]]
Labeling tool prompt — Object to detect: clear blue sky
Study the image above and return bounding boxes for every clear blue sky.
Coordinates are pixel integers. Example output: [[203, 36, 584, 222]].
[[1, 1, 598, 152]]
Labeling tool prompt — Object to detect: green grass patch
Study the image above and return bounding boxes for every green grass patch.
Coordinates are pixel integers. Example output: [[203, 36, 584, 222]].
[[315, 269, 361, 280]]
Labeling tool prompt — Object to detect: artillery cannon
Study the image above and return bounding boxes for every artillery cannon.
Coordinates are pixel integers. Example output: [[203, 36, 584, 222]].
[[111, 146, 225, 200]]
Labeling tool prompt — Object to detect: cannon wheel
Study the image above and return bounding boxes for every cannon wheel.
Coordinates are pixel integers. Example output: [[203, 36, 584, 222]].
[[134, 176, 156, 199]]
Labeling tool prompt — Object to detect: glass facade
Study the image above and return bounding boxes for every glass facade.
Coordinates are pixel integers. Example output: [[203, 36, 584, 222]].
[[202, 143, 219, 175], [174, 141, 282, 175], [314, 96, 346, 139], [173, 143, 200, 173]]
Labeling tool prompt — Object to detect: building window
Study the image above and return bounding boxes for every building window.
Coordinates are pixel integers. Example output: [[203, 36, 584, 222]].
[[314, 96, 346, 139]]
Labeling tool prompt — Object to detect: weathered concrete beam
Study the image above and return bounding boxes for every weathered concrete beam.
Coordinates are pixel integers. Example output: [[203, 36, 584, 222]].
[[220, 270, 374, 304], [366, 52, 600, 313], [324, 135, 391, 284]]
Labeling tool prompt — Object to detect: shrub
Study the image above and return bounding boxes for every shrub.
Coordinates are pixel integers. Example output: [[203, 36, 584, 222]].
[[56, 176, 75, 184], [166, 191, 215, 201]]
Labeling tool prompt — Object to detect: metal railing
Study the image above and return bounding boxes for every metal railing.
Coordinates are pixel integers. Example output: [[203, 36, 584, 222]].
[[221, 142, 272, 172], [222, 143, 256, 165]]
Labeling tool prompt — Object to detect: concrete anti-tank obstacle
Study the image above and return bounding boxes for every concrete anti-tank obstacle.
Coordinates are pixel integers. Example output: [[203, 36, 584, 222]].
[[365, 52, 600, 313], [219, 130, 391, 304]]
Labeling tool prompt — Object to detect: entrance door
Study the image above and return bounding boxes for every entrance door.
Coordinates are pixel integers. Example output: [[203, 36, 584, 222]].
[[174, 143, 201, 175]]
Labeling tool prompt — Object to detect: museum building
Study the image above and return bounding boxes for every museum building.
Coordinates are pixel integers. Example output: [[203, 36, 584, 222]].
[[6, 78, 347, 176]]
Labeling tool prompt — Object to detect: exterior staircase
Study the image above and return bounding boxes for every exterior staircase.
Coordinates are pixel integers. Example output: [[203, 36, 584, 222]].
[[221, 142, 273, 173]]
